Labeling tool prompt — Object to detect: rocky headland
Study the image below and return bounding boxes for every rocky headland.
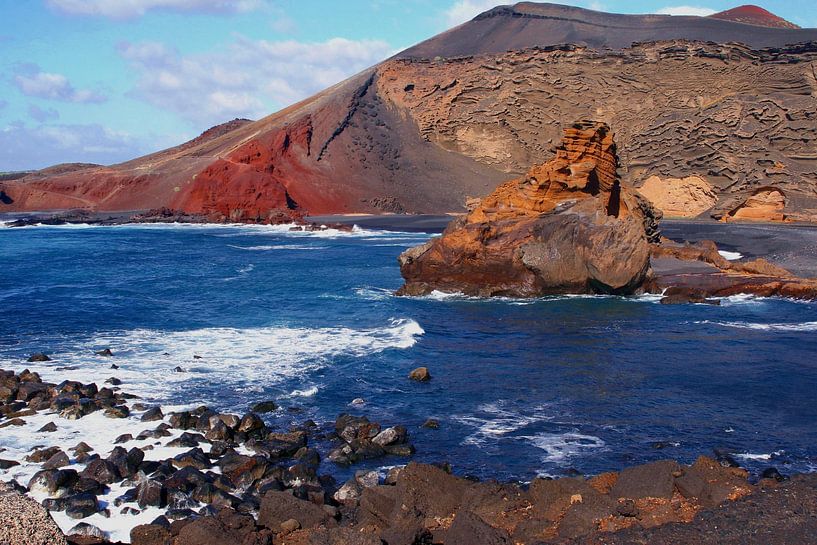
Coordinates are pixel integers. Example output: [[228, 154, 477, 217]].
[[397, 121, 817, 301], [1, 366, 816, 545]]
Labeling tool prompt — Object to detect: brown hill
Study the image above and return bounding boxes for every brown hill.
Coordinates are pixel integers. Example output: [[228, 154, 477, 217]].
[[709, 5, 800, 29], [1, 3, 816, 222]]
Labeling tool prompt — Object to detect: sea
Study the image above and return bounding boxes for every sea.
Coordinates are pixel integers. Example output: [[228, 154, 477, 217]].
[[1, 221, 816, 537]]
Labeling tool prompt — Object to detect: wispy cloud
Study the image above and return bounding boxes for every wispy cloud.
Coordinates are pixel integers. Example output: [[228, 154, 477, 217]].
[[118, 36, 393, 128], [13, 65, 107, 104], [0, 122, 147, 170], [45, 0, 264, 19], [655, 6, 716, 16], [444, 0, 500, 26]]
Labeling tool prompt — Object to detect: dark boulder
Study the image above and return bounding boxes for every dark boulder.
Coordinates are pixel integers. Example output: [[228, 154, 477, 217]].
[[80, 459, 120, 484], [446, 510, 511, 545], [130, 524, 172, 545], [137, 479, 167, 508], [609, 460, 680, 500], [28, 353, 51, 362], [258, 490, 334, 530], [141, 406, 164, 422]]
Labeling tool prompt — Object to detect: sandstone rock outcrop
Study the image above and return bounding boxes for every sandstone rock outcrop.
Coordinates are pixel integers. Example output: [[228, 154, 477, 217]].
[[637, 175, 717, 218], [725, 187, 787, 222], [397, 121, 659, 297]]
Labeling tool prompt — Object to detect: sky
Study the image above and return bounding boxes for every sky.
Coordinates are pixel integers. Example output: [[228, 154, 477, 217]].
[[0, 0, 813, 171]]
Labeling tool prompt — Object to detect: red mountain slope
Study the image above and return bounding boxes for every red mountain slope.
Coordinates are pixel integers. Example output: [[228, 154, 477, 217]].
[[709, 5, 800, 29]]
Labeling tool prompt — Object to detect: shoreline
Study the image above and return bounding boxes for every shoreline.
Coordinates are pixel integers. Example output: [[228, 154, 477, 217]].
[[0, 365, 814, 545]]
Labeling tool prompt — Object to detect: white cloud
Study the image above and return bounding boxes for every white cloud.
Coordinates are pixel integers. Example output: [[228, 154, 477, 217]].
[[445, 0, 501, 26], [0, 123, 147, 170], [13, 66, 106, 104], [655, 6, 717, 16], [118, 36, 393, 128], [46, 0, 263, 19]]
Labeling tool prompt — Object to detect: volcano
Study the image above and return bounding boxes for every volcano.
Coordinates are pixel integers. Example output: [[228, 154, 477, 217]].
[[2, 3, 816, 223], [709, 5, 801, 29]]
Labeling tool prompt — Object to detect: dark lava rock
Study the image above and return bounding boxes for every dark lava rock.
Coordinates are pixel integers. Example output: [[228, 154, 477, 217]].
[[258, 490, 335, 530], [42, 450, 70, 469], [137, 479, 167, 508], [141, 406, 164, 422], [167, 432, 204, 448], [0, 459, 20, 469], [237, 412, 265, 434], [130, 523, 172, 545], [610, 460, 680, 499], [27, 353, 51, 362], [29, 468, 78, 494], [172, 448, 211, 470], [446, 510, 511, 545], [660, 286, 721, 305], [168, 411, 196, 430], [27, 446, 62, 463], [67, 521, 107, 540], [108, 446, 144, 478], [105, 377, 122, 385], [105, 405, 130, 418], [251, 400, 278, 413], [38, 421, 58, 433], [80, 459, 120, 484], [64, 493, 100, 519], [95, 348, 114, 357], [762, 467, 787, 482], [421, 418, 440, 429], [175, 509, 260, 545], [115, 433, 134, 444]]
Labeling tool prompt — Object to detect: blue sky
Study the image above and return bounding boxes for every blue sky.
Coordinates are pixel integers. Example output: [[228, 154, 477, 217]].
[[1, 0, 813, 171]]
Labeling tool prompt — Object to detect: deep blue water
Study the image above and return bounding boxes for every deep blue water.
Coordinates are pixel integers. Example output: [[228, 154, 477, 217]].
[[1, 223, 817, 483]]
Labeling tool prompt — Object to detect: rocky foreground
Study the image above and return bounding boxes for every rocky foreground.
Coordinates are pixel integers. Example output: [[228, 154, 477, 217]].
[[1, 366, 815, 545]]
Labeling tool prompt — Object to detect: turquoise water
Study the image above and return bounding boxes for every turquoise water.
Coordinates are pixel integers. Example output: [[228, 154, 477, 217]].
[[1, 222, 816, 482]]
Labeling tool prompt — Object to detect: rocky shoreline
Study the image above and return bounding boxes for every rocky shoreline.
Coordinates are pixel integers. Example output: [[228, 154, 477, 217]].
[[1, 366, 815, 545], [0, 208, 354, 233]]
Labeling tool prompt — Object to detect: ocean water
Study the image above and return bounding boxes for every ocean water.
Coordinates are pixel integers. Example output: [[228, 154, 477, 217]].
[[2, 222, 817, 487]]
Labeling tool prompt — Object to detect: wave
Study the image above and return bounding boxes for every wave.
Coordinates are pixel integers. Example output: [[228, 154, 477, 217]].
[[454, 401, 554, 446], [734, 450, 785, 461], [0, 318, 424, 401], [697, 320, 817, 332], [228, 244, 328, 251], [522, 432, 606, 464]]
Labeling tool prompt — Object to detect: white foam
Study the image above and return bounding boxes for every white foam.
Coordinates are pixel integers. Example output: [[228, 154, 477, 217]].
[[696, 320, 817, 332], [454, 402, 553, 446], [718, 250, 743, 261], [523, 432, 606, 464], [0, 319, 424, 403], [289, 386, 319, 397], [228, 244, 328, 251], [734, 450, 784, 462]]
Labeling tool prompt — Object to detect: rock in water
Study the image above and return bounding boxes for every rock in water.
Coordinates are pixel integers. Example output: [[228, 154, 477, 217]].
[[397, 121, 659, 297]]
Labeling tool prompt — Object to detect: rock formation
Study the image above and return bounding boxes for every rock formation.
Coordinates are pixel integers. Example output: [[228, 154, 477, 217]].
[[397, 121, 659, 297], [1, 4, 816, 222], [637, 175, 718, 218], [725, 187, 787, 222]]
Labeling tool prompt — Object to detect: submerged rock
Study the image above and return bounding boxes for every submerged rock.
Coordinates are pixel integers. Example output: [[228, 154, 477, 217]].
[[397, 121, 659, 297]]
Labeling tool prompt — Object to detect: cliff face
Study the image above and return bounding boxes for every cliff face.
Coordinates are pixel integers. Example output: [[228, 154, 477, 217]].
[[1, 3, 816, 222], [397, 121, 659, 297]]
